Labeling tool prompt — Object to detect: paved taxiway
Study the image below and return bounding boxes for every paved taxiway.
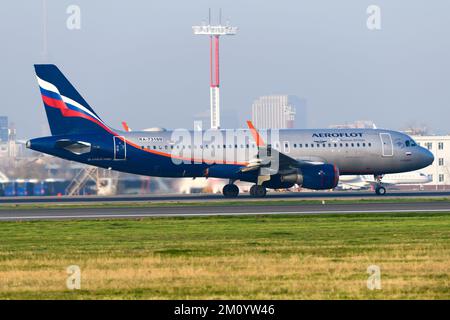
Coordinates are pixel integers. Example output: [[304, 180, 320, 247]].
[[1, 200, 450, 221]]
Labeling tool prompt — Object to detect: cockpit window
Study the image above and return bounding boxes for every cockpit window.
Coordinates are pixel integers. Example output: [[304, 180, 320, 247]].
[[405, 139, 417, 147]]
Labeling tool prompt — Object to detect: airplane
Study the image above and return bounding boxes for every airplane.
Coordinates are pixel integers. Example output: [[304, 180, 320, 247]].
[[26, 64, 434, 197], [339, 171, 431, 190]]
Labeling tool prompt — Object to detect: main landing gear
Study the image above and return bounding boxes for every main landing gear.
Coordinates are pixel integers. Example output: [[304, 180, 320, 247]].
[[374, 174, 386, 195], [222, 183, 239, 198], [250, 185, 267, 198], [222, 183, 267, 198]]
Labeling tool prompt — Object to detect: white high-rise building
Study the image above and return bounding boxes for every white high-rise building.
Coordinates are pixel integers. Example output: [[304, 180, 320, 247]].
[[251, 95, 306, 129]]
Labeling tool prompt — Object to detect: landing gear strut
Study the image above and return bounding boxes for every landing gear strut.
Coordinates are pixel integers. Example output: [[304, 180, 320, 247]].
[[223, 183, 239, 198], [374, 174, 386, 196], [250, 185, 267, 198]]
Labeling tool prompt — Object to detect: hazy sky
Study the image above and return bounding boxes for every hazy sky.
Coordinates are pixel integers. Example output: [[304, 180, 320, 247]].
[[1, 0, 450, 138]]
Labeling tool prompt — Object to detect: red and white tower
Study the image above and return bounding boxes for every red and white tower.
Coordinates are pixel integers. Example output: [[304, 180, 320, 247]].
[[193, 13, 237, 129]]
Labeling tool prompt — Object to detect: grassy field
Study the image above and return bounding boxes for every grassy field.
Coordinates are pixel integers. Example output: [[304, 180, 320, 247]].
[[0, 212, 449, 299]]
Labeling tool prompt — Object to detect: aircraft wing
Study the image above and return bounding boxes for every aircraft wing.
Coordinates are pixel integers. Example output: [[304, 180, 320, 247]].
[[241, 121, 325, 174]]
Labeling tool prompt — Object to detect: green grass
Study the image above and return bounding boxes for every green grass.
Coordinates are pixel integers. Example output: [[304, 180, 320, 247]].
[[0, 212, 449, 299]]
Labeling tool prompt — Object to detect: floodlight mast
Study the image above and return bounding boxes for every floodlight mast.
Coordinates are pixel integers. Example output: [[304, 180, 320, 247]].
[[192, 12, 237, 129]]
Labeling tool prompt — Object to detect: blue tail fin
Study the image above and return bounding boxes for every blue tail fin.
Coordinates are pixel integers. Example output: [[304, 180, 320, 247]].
[[34, 64, 112, 135]]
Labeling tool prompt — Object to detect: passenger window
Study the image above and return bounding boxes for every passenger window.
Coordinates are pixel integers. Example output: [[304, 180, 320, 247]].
[[305, 144, 308, 147], [345, 143, 348, 147], [368, 143, 372, 147], [299, 144, 302, 148], [405, 140, 410, 147]]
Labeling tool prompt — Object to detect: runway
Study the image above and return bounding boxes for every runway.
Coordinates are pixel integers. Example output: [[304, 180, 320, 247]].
[[1, 200, 450, 221], [1, 190, 450, 205]]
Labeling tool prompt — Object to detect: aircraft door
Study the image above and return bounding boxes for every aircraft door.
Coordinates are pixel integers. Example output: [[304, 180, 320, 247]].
[[379, 133, 393, 157], [113, 136, 126, 160]]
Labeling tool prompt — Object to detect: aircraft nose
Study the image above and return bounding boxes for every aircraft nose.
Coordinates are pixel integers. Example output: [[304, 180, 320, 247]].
[[420, 148, 434, 167]]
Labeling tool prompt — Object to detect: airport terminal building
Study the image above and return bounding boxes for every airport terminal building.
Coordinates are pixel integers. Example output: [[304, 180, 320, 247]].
[[413, 135, 450, 189]]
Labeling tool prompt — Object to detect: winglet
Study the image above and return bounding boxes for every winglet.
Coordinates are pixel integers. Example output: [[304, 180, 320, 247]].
[[121, 121, 131, 132], [246, 120, 265, 147]]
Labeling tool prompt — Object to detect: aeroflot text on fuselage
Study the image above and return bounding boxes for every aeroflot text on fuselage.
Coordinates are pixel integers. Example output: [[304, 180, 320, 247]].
[[312, 132, 364, 138]]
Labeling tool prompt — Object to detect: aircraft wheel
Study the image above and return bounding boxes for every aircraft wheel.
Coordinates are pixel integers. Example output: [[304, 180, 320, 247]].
[[250, 185, 267, 198], [250, 185, 256, 196], [223, 184, 239, 198], [375, 186, 386, 195]]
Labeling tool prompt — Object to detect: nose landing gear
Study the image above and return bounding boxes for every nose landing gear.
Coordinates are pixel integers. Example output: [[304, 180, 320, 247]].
[[374, 174, 386, 195], [375, 185, 386, 195]]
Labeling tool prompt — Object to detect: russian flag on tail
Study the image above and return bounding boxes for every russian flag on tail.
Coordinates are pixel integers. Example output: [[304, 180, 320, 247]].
[[34, 64, 113, 136]]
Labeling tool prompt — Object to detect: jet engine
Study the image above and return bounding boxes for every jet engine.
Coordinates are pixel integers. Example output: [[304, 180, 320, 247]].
[[267, 164, 339, 190]]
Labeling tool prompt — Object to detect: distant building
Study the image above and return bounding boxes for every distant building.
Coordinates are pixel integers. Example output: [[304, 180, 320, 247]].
[[412, 135, 450, 188], [0, 116, 8, 143], [0, 120, 24, 159], [251, 95, 307, 129], [329, 120, 376, 129]]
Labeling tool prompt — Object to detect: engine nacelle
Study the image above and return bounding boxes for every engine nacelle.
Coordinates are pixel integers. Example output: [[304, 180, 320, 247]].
[[264, 164, 339, 190], [301, 164, 339, 190]]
